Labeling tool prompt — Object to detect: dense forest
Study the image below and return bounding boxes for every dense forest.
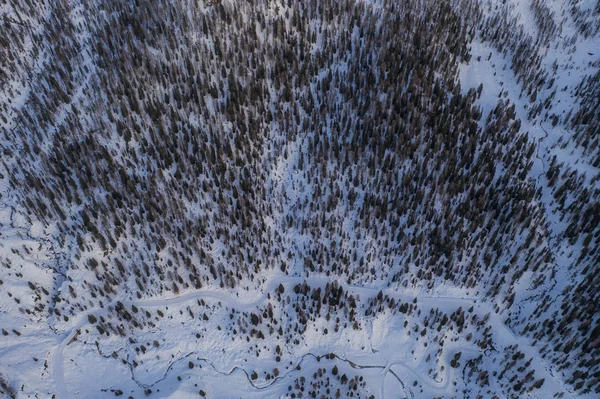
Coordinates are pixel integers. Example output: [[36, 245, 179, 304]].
[[0, 0, 598, 397]]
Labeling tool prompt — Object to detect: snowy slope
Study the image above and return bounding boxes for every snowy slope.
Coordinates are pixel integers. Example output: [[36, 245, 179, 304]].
[[1, 0, 599, 397]]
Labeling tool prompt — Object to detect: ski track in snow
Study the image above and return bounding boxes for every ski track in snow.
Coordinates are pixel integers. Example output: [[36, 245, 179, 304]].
[[52, 273, 573, 398]]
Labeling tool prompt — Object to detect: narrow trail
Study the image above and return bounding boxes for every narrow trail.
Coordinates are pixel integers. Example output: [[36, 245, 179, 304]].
[[512, 120, 558, 323], [52, 273, 571, 398], [119, 351, 408, 397], [379, 345, 483, 399]]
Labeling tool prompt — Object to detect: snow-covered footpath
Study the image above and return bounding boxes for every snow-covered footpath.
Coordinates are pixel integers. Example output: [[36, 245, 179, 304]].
[[0, 192, 582, 398], [47, 271, 574, 398]]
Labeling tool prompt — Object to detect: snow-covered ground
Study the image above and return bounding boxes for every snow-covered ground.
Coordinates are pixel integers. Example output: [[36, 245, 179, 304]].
[[457, 1, 600, 396], [1, 0, 599, 397], [34, 271, 573, 398], [0, 201, 573, 397]]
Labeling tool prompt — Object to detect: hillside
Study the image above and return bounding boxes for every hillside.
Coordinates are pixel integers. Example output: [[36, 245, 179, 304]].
[[1, 0, 599, 398]]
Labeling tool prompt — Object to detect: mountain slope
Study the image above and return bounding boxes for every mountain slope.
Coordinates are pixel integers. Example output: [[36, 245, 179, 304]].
[[0, 0, 598, 397]]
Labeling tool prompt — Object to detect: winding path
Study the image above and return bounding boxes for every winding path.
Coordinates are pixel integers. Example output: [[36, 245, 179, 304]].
[[52, 273, 570, 398]]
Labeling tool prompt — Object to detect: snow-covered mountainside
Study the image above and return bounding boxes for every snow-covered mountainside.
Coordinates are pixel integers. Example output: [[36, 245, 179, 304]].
[[1, 0, 599, 397]]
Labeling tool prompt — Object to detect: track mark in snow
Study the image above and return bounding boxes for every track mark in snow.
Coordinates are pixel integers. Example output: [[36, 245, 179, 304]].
[[52, 274, 570, 398]]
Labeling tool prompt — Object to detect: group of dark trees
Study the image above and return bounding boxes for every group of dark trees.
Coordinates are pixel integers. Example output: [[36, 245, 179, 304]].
[[1, 0, 599, 396]]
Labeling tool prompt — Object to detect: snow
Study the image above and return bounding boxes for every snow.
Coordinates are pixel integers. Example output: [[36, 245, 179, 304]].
[[1, 0, 598, 397], [457, 1, 600, 396], [35, 272, 577, 397]]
